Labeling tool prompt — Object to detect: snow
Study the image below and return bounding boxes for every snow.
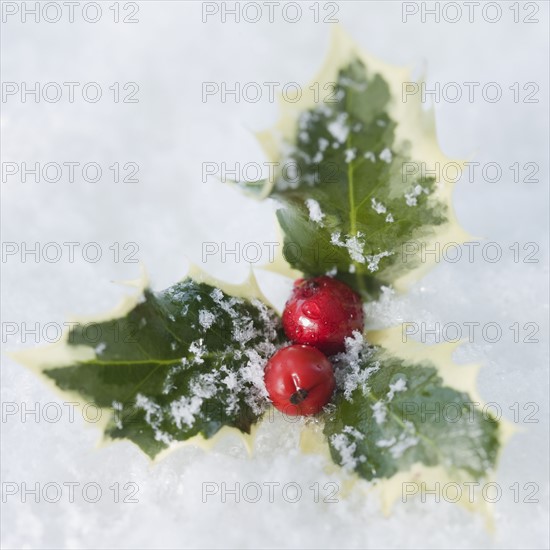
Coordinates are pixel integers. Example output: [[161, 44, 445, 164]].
[[342, 426, 365, 441], [365, 250, 393, 272], [240, 348, 273, 415], [329, 433, 366, 472], [188, 339, 206, 364], [371, 197, 387, 214], [332, 331, 380, 400], [318, 137, 329, 152], [94, 342, 106, 355], [171, 395, 203, 430], [330, 233, 391, 271], [327, 113, 350, 143], [379, 147, 393, 163], [331, 231, 367, 264], [2, 2, 549, 550], [364, 151, 376, 162], [305, 198, 325, 226], [344, 148, 357, 163], [387, 378, 407, 401], [136, 394, 172, 445], [376, 422, 419, 460], [198, 309, 216, 330], [371, 401, 388, 425], [405, 184, 428, 207]]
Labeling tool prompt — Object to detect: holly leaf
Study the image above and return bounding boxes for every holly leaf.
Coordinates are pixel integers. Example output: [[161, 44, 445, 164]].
[[14, 268, 283, 458], [322, 332, 501, 482], [233, 28, 467, 298]]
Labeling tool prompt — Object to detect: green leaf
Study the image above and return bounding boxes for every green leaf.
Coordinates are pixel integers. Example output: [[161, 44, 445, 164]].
[[323, 334, 500, 481], [235, 29, 467, 298], [17, 272, 283, 458]]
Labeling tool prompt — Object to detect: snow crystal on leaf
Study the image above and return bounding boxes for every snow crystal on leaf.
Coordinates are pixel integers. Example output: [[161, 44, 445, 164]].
[[371, 401, 387, 425], [387, 377, 407, 401], [371, 198, 387, 214], [364, 151, 376, 162], [222, 370, 238, 391], [95, 342, 106, 355], [332, 331, 379, 400], [379, 148, 392, 163], [198, 309, 216, 330], [343, 425, 365, 441], [136, 394, 172, 444], [330, 232, 343, 246], [330, 433, 366, 471], [210, 289, 243, 321], [376, 436, 396, 448], [327, 113, 349, 143], [190, 373, 218, 399], [344, 148, 357, 163], [136, 394, 162, 425], [209, 288, 224, 302], [170, 395, 203, 430], [331, 232, 366, 264], [365, 251, 393, 272], [377, 421, 419, 459], [251, 299, 280, 343], [344, 234, 366, 264], [189, 339, 206, 364], [404, 185, 428, 207], [240, 348, 271, 415], [232, 319, 256, 345], [305, 198, 325, 226]]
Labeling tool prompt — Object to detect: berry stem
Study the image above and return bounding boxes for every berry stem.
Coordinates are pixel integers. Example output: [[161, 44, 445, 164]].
[[290, 388, 309, 405], [290, 372, 309, 404]]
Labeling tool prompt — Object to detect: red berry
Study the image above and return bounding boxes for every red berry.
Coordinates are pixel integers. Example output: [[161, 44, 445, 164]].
[[282, 276, 364, 355], [264, 345, 335, 416]]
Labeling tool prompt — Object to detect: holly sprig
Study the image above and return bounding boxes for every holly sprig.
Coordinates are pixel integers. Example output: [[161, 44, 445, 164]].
[[15, 29, 502, 496]]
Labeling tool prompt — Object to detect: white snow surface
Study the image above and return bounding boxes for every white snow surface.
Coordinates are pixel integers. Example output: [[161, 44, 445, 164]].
[[1, 2, 549, 549]]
